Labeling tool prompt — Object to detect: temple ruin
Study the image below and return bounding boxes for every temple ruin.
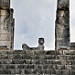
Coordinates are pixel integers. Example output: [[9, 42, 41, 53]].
[[0, 0, 75, 75]]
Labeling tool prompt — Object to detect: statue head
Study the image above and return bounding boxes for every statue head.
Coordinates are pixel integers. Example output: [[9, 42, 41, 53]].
[[38, 38, 44, 45]]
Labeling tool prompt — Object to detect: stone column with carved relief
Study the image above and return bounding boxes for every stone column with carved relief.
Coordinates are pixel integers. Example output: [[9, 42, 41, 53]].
[[0, 0, 14, 50], [55, 0, 70, 50]]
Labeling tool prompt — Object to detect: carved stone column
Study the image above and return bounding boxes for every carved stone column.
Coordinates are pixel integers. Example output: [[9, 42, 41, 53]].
[[0, 0, 14, 50], [55, 0, 70, 50]]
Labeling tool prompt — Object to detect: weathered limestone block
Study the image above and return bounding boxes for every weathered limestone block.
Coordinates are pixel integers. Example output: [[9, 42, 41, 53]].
[[0, 46, 9, 50], [63, 50, 75, 55], [0, 70, 11, 74], [70, 43, 75, 50], [56, 10, 69, 25], [6, 65, 15, 69], [24, 69, 33, 74], [57, 0, 69, 9], [0, 0, 10, 9], [13, 54, 22, 59], [14, 69, 22, 74], [44, 55, 56, 60]]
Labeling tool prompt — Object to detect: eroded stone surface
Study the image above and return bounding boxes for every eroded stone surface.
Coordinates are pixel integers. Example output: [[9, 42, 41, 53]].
[[57, 0, 69, 9], [0, 50, 75, 75], [55, 0, 70, 50], [0, 0, 14, 50], [0, 0, 10, 9]]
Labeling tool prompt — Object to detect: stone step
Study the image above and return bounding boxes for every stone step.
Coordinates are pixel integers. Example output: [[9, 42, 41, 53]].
[[0, 50, 75, 75], [1, 54, 75, 60], [0, 69, 75, 74], [0, 64, 75, 70], [0, 50, 75, 55], [0, 59, 75, 64]]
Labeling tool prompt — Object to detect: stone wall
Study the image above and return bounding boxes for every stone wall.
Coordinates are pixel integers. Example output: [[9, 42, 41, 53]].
[[0, 50, 75, 75]]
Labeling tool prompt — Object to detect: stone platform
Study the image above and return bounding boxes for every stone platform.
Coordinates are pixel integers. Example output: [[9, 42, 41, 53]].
[[0, 50, 75, 75]]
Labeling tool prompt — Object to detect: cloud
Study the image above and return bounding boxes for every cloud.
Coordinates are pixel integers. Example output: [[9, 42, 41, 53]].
[[11, 0, 75, 50], [11, 0, 57, 50]]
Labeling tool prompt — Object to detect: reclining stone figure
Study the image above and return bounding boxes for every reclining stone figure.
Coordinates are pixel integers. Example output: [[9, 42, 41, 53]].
[[22, 38, 44, 50]]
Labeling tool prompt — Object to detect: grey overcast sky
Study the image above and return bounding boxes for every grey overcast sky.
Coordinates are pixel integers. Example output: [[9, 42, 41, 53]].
[[11, 0, 75, 50]]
